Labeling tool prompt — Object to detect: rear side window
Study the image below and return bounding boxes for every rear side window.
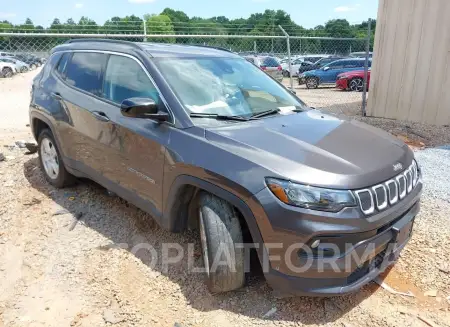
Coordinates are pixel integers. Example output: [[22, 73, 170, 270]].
[[103, 55, 159, 105], [328, 60, 345, 69], [65, 52, 107, 95], [262, 57, 279, 67], [56, 53, 70, 76]]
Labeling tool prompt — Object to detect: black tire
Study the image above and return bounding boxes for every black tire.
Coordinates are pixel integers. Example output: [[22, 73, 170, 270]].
[[283, 70, 290, 77], [20, 67, 27, 73], [306, 77, 319, 89], [2, 67, 13, 78], [30, 64, 36, 70], [349, 77, 364, 92], [198, 192, 245, 293], [37, 129, 76, 188]]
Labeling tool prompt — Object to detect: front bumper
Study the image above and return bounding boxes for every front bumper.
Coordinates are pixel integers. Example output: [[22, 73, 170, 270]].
[[251, 181, 422, 296], [336, 78, 349, 90]]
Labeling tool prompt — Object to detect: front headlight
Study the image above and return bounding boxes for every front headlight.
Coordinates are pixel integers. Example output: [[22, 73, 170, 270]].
[[266, 178, 357, 212]]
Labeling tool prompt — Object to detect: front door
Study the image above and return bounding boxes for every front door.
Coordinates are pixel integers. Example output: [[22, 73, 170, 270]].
[[96, 54, 171, 216]]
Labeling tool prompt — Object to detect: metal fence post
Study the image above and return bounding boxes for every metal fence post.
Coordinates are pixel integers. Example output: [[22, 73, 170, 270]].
[[362, 18, 372, 116], [143, 19, 147, 42], [278, 25, 293, 90]]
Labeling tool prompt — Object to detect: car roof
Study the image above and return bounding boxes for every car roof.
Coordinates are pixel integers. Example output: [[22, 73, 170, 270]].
[[52, 39, 242, 59]]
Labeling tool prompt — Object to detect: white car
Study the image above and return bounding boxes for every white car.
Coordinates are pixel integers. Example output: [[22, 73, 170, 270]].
[[0, 62, 17, 78], [0, 57, 29, 73]]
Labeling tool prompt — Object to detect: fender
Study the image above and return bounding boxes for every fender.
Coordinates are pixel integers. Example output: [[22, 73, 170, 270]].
[[164, 174, 265, 245]]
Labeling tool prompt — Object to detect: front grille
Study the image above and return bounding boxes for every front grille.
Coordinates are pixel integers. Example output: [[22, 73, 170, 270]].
[[354, 161, 419, 215]]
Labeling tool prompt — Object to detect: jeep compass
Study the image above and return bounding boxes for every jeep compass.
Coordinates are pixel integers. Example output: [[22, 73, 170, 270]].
[[29, 39, 422, 296]]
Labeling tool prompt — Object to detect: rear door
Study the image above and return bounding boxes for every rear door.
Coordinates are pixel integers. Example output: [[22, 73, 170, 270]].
[[262, 57, 282, 81], [321, 60, 345, 83], [54, 52, 111, 177]]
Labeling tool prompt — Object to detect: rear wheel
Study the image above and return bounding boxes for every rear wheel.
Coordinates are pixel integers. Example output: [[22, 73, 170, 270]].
[[38, 129, 76, 188], [349, 77, 364, 92], [30, 64, 36, 70], [198, 192, 245, 293], [283, 70, 290, 77], [2, 67, 13, 78], [306, 77, 319, 89]]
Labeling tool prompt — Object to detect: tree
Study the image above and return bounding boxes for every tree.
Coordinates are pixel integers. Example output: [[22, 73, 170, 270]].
[[144, 14, 175, 42]]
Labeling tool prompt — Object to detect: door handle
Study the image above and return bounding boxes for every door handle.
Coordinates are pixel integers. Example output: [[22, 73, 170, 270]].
[[92, 111, 110, 122], [51, 92, 62, 100]]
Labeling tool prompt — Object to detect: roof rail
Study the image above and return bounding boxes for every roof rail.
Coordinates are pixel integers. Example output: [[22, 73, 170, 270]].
[[189, 44, 235, 54], [64, 38, 142, 50]]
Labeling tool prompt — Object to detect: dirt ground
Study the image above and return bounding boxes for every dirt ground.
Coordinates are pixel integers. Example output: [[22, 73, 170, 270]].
[[0, 71, 449, 327]]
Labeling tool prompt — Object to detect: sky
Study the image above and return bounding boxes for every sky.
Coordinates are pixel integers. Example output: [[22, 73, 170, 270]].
[[0, 0, 379, 29]]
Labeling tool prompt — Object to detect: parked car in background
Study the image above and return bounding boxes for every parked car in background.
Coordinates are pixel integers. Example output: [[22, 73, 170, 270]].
[[244, 55, 283, 82], [336, 70, 371, 91], [0, 57, 30, 73], [350, 52, 373, 58], [12, 54, 41, 69], [283, 55, 336, 77], [0, 61, 17, 78], [299, 58, 371, 89], [298, 56, 348, 76]]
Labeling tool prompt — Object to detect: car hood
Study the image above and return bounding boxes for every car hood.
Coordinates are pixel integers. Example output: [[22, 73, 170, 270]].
[[205, 110, 413, 190]]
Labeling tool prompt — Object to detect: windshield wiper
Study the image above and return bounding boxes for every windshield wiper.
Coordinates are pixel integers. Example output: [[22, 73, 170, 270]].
[[189, 112, 250, 121], [250, 109, 280, 119]]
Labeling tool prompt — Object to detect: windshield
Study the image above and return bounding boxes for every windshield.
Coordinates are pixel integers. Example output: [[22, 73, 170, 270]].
[[154, 57, 307, 117]]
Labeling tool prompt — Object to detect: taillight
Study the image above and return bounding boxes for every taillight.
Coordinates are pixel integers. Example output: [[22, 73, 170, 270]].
[[277, 65, 282, 71], [260, 66, 267, 71]]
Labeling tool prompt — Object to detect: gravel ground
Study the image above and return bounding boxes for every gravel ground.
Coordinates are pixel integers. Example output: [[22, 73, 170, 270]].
[[0, 70, 449, 327]]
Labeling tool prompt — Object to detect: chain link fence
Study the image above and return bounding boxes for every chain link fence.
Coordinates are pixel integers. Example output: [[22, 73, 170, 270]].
[[0, 26, 371, 115]]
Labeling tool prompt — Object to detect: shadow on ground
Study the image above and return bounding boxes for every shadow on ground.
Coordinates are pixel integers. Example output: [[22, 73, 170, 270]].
[[24, 156, 385, 324]]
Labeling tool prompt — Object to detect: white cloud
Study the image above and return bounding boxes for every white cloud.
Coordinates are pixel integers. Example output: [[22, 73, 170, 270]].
[[128, 0, 157, 3], [74, 3, 84, 8], [0, 12, 17, 19]]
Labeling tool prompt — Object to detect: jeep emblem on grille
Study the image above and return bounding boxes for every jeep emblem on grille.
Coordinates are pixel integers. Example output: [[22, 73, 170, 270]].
[[393, 163, 403, 171]]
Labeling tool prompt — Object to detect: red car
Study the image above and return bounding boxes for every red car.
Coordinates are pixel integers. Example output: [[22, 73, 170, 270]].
[[336, 70, 371, 91]]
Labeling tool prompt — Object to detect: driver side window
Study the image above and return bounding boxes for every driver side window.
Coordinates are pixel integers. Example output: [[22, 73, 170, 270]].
[[103, 55, 159, 105]]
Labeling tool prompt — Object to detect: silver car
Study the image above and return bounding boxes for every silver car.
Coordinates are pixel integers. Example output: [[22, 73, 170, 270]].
[[244, 56, 283, 82], [0, 57, 30, 73]]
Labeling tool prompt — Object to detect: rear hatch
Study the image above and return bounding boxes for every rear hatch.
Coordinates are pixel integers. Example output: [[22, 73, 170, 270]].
[[260, 57, 282, 81]]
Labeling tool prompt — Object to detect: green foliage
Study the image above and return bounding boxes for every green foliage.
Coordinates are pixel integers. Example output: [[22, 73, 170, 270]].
[[0, 9, 376, 55]]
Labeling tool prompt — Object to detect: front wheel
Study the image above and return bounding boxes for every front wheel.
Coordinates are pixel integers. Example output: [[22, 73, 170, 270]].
[[198, 192, 245, 293], [349, 77, 364, 92], [306, 77, 319, 89], [30, 64, 36, 70]]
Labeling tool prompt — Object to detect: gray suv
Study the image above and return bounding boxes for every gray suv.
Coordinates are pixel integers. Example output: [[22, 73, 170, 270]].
[[30, 40, 422, 296]]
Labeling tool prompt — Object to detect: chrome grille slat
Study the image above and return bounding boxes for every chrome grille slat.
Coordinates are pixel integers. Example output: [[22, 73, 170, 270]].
[[355, 162, 419, 215], [385, 179, 398, 205], [372, 184, 388, 210]]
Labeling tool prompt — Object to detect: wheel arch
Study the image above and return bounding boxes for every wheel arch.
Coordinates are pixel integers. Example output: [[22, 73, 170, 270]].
[[163, 175, 265, 250]]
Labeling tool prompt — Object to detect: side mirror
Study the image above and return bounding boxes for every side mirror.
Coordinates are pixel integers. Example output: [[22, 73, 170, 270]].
[[121, 97, 169, 122], [323, 66, 330, 71]]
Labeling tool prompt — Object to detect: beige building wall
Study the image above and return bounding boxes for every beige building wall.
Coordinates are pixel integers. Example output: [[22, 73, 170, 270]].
[[367, 0, 450, 125]]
